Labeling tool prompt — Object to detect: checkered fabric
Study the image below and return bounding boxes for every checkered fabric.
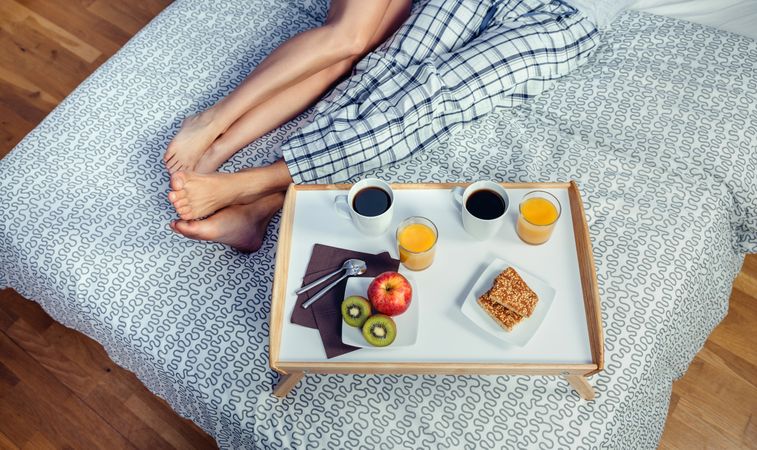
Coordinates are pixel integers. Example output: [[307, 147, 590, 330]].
[[282, 0, 600, 184]]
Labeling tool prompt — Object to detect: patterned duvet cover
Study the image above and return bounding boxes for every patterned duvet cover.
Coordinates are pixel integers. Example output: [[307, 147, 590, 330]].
[[0, 1, 755, 448]]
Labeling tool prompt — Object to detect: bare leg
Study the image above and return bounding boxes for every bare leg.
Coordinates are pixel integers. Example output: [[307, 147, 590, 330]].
[[204, 0, 395, 124], [163, 0, 394, 173], [170, 192, 286, 253], [194, 58, 355, 173], [168, 160, 292, 220], [194, 0, 411, 173]]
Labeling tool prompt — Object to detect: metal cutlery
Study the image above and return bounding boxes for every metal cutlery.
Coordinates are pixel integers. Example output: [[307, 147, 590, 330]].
[[301, 259, 367, 309]]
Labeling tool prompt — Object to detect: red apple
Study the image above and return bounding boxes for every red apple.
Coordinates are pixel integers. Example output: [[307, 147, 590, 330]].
[[367, 271, 412, 316]]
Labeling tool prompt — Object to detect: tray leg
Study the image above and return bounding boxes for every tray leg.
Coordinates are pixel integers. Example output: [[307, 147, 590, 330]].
[[273, 371, 304, 397], [565, 375, 595, 400]]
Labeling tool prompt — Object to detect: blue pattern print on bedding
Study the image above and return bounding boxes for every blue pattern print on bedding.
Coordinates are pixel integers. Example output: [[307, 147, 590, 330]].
[[0, 1, 755, 448]]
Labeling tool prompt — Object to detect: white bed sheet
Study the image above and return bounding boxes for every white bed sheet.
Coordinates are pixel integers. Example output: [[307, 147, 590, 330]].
[[631, 0, 757, 39]]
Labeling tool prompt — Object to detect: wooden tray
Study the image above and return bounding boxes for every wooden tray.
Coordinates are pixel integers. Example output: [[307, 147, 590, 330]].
[[269, 182, 603, 400]]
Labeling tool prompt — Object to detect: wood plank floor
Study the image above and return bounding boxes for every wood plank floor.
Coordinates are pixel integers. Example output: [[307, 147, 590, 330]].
[[0, 1, 755, 448], [659, 261, 757, 449]]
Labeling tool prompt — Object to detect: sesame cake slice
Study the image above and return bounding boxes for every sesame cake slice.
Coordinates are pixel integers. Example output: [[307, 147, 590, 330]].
[[477, 293, 524, 332], [488, 267, 539, 317]]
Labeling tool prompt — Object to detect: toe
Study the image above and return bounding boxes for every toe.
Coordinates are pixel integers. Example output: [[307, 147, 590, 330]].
[[170, 172, 187, 190], [168, 191, 183, 204], [168, 159, 182, 173], [177, 206, 192, 216], [174, 218, 218, 241], [169, 193, 188, 211], [173, 220, 199, 238]]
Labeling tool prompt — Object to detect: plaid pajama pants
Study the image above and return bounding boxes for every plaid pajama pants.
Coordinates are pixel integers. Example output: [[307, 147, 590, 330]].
[[281, 0, 600, 184]]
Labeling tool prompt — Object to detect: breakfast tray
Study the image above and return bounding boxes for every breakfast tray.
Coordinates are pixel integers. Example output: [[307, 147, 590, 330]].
[[269, 182, 603, 400]]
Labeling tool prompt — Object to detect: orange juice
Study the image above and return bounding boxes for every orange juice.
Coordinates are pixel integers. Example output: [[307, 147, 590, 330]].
[[516, 193, 560, 245], [397, 218, 437, 271]]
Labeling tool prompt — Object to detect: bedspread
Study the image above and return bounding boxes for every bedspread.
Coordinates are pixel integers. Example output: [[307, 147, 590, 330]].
[[1, 1, 755, 448]]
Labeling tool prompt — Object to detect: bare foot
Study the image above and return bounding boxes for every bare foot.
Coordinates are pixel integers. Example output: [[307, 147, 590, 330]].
[[168, 171, 250, 220], [168, 161, 292, 220], [164, 110, 226, 173], [169, 194, 285, 252], [194, 140, 236, 174]]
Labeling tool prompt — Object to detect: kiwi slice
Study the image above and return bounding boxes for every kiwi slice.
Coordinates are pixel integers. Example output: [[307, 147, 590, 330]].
[[341, 296, 371, 328], [362, 314, 397, 347]]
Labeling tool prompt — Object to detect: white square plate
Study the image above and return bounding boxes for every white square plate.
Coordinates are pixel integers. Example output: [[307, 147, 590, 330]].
[[460, 258, 555, 347], [341, 275, 419, 348]]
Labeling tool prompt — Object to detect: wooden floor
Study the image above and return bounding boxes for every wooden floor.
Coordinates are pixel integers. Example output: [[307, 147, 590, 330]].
[[658, 260, 757, 449], [0, 1, 215, 448], [0, 1, 754, 449]]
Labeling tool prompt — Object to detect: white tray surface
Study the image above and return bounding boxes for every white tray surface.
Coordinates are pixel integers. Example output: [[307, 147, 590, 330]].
[[277, 187, 593, 364]]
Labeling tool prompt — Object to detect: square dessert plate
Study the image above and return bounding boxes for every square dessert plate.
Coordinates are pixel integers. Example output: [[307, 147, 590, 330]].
[[342, 275, 419, 348], [460, 258, 556, 347]]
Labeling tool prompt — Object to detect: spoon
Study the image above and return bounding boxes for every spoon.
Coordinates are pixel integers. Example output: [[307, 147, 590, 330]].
[[296, 259, 366, 294], [302, 260, 368, 309]]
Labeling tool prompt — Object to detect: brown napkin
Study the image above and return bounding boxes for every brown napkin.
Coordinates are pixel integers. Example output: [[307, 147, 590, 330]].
[[291, 244, 400, 358]]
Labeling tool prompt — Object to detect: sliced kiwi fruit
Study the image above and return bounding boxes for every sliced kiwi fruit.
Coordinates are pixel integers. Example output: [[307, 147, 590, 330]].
[[362, 314, 397, 347], [341, 296, 371, 328]]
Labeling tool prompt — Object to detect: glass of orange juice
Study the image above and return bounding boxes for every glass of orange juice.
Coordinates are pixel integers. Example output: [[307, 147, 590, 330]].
[[516, 191, 561, 245], [396, 217, 438, 271]]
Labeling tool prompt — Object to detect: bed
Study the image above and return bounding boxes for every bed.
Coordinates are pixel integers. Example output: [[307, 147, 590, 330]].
[[1, 0, 755, 448]]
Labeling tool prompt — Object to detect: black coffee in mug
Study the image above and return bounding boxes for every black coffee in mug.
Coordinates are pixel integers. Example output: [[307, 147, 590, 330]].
[[465, 189, 506, 220], [352, 187, 391, 217]]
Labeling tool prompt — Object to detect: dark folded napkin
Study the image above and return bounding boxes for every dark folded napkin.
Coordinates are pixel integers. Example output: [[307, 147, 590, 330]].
[[291, 244, 400, 358]]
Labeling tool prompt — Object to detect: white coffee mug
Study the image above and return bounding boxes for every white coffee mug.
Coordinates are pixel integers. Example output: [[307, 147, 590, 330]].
[[452, 181, 510, 240], [334, 178, 394, 235]]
